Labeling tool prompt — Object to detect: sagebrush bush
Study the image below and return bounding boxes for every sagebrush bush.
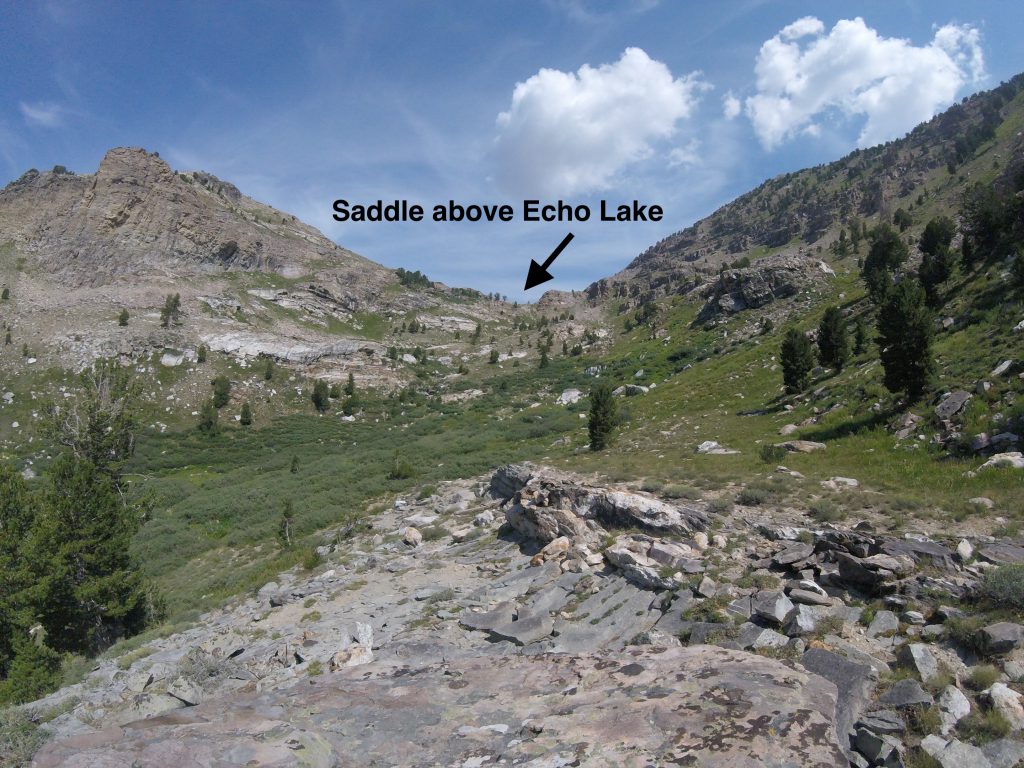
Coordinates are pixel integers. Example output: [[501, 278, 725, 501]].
[[978, 564, 1024, 612], [758, 444, 787, 464]]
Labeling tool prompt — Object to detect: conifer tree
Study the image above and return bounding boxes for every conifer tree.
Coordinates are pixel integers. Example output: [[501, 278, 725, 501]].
[[780, 328, 815, 394], [588, 382, 617, 451], [118, 308, 129, 326], [817, 306, 850, 371], [862, 224, 909, 304], [211, 375, 231, 408], [312, 379, 330, 412], [240, 401, 252, 426], [344, 372, 355, 397], [198, 399, 219, 434], [877, 279, 936, 402], [853, 318, 868, 356]]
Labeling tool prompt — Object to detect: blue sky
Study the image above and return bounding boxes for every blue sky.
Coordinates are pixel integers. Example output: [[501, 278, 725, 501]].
[[2, 1, 1022, 301]]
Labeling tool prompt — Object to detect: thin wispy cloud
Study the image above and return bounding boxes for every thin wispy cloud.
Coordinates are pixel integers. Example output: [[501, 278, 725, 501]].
[[19, 101, 64, 128]]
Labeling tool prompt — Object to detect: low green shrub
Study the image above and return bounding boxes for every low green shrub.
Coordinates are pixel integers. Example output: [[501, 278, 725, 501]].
[[978, 564, 1024, 612]]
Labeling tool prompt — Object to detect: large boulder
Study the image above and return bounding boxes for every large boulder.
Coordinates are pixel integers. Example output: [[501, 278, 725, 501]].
[[33, 646, 848, 767], [489, 463, 535, 500], [502, 468, 708, 547], [978, 623, 1024, 656]]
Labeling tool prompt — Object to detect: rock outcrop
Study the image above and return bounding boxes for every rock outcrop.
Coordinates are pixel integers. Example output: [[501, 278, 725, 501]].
[[33, 646, 845, 768]]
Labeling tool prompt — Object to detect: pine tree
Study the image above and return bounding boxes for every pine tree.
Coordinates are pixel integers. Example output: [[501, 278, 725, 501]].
[[918, 215, 958, 307], [197, 344, 207, 363], [0, 636, 62, 704], [264, 357, 275, 381], [290, 455, 299, 474], [118, 308, 129, 326], [344, 372, 355, 397], [1, 287, 9, 300], [539, 348, 549, 369], [159, 293, 181, 328], [4, 330, 10, 345], [329, 383, 341, 399], [817, 306, 850, 371], [240, 401, 252, 426], [197, 399, 219, 434], [877, 279, 936, 402], [588, 382, 617, 451], [862, 224, 909, 304], [27, 455, 150, 655], [489, 349, 499, 364], [312, 379, 330, 412], [853, 318, 868, 355], [211, 376, 231, 408], [780, 328, 815, 394], [919, 216, 955, 257]]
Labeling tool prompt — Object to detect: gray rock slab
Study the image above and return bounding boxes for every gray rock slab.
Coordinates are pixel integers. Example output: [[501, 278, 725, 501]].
[[788, 588, 833, 606], [459, 601, 517, 632], [751, 591, 796, 626], [867, 610, 900, 638], [487, 614, 555, 646], [878, 678, 934, 709], [897, 643, 941, 684], [922, 734, 994, 768], [982, 738, 1024, 768], [856, 710, 906, 735], [801, 647, 875, 755], [33, 645, 848, 768], [979, 622, 1024, 655]]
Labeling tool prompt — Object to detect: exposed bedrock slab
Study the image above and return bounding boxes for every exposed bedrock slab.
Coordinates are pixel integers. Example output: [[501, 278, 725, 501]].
[[34, 645, 846, 768]]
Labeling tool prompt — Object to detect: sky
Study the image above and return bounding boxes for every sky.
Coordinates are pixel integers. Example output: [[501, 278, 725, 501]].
[[1, 1, 1022, 302]]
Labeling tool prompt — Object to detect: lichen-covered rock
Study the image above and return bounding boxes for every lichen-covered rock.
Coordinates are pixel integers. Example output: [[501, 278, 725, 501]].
[[33, 646, 847, 768]]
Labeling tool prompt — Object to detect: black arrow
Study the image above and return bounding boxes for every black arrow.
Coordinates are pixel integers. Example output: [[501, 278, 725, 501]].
[[524, 232, 574, 291]]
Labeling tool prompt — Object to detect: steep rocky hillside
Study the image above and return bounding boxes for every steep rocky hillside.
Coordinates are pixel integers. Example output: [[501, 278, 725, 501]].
[[588, 73, 1024, 301]]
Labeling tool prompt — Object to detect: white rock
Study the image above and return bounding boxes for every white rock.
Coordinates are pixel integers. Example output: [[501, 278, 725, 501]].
[[555, 389, 583, 405], [956, 539, 974, 561], [978, 452, 1024, 471], [821, 476, 859, 490], [991, 360, 1014, 377], [983, 683, 1024, 731], [937, 685, 971, 736]]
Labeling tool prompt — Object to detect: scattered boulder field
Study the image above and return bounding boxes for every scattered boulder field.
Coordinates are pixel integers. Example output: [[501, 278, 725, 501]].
[[26, 464, 1024, 767]]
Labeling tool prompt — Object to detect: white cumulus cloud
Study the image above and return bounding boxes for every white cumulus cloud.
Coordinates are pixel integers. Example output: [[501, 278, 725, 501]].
[[492, 47, 706, 196], [19, 101, 64, 127], [744, 17, 985, 150], [722, 92, 742, 120]]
